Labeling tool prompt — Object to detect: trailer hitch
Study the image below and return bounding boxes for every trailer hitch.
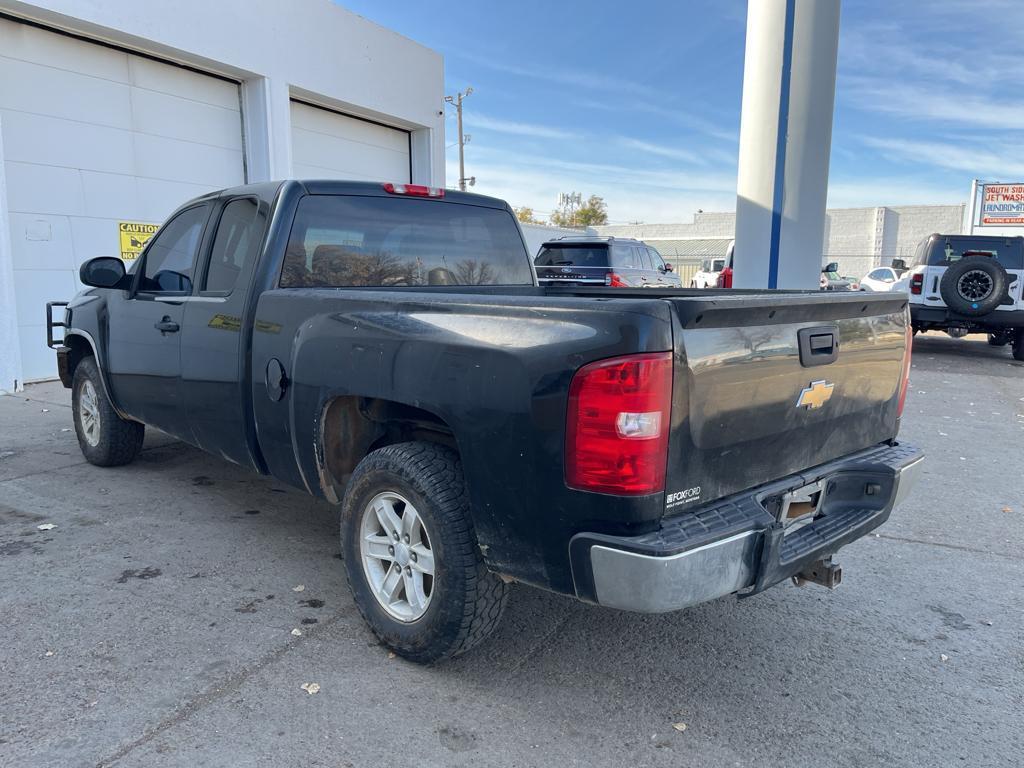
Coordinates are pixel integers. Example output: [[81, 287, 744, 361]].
[[792, 557, 843, 589]]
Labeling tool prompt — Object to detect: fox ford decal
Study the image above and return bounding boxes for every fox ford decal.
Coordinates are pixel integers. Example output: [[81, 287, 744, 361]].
[[666, 486, 701, 508]]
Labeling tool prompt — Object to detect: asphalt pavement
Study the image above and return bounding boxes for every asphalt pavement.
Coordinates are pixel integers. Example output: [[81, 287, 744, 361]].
[[1, 332, 1022, 768]]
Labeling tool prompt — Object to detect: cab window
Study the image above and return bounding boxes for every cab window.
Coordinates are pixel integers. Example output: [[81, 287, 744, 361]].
[[203, 198, 265, 294], [138, 205, 209, 294]]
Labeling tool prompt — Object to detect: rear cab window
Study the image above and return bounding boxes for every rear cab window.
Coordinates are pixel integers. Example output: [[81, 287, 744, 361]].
[[281, 195, 533, 287]]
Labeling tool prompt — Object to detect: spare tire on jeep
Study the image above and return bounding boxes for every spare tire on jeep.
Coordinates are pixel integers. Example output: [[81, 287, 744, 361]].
[[939, 256, 1008, 316]]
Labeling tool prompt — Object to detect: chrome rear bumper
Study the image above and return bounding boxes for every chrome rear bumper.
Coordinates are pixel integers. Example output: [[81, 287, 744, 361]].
[[571, 443, 923, 613]]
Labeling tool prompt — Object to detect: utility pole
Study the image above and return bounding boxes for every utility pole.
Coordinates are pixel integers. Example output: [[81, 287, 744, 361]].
[[445, 87, 474, 191], [557, 192, 582, 227]]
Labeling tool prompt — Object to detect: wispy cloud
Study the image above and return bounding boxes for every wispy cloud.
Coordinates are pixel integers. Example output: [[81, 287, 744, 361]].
[[617, 137, 704, 165], [845, 78, 1024, 130], [574, 98, 738, 143], [450, 145, 738, 224], [464, 112, 576, 140], [456, 52, 661, 100], [859, 136, 1024, 179]]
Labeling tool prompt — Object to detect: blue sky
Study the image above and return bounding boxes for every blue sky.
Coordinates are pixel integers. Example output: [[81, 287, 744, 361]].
[[339, 0, 1018, 223]]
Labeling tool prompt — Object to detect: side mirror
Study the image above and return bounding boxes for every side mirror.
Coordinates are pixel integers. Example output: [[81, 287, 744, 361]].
[[80, 257, 128, 289], [891, 258, 907, 271], [823, 261, 839, 274], [663, 263, 673, 272]]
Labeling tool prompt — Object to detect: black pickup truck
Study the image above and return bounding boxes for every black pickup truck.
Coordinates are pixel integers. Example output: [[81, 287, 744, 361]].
[[48, 180, 922, 662]]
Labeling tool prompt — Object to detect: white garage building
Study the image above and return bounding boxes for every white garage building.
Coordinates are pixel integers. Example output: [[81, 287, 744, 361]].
[[0, 0, 445, 390]]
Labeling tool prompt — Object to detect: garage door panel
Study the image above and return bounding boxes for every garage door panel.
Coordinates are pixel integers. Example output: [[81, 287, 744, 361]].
[[70, 216, 123, 267], [133, 178, 228, 221], [4, 161, 86, 216], [131, 133, 243, 187], [13, 270, 76, 327], [130, 88, 243, 149], [0, 55, 133, 130], [19, 326, 62, 383], [291, 103, 408, 152], [0, 110, 134, 175], [0, 18, 129, 82], [291, 131, 409, 178], [78, 171, 142, 219], [2, 20, 246, 380], [290, 124, 408, 164], [289, 101, 410, 183], [8, 213, 75, 272], [128, 57, 240, 111]]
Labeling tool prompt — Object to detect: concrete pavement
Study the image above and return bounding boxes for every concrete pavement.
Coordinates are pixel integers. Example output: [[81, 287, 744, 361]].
[[1, 332, 1022, 768]]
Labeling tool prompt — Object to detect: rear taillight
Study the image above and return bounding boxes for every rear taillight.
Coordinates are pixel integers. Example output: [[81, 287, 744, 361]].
[[909, 273, 923, 295], [716, 266, 733, 288], [897, 325, 912, 419], [382, 182, 444, 198], [605, 272, 627, 287], [565, 352, 673, 495]]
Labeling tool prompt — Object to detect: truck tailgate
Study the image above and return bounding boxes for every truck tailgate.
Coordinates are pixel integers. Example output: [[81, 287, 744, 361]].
[[663, 292, 910, 509]]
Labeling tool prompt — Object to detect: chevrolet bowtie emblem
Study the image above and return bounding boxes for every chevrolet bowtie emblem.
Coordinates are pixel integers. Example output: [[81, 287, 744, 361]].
[[796, 380, 834, 410]]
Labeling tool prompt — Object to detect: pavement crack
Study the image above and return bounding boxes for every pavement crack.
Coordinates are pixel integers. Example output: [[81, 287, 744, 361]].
[[874, 533, 1019, 561], [94, 613, 341, 767], [507, 608, 575, 674]]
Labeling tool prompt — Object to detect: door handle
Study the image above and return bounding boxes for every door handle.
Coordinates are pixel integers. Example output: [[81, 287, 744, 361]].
[[154, 317, 180, 334]]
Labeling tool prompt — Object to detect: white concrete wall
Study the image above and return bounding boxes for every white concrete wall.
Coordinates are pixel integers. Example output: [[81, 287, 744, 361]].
[[595, 203, 966, 276]]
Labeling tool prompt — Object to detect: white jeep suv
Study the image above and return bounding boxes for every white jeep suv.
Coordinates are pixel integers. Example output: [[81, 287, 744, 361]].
[[900, 234, 1024, 360]]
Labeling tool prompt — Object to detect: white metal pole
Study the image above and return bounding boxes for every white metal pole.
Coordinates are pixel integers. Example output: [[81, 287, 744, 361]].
[[0, 116, 25, 392], [964, 179, 979, 235], [733, 0, 841, 289]]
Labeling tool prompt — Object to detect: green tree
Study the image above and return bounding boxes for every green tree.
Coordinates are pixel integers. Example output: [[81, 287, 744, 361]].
[[550, 194, 608, 227], [514, 206, 541, 224]]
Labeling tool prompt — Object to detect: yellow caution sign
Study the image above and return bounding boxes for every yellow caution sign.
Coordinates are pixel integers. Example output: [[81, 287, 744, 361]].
[[118, 221, 159, 260]]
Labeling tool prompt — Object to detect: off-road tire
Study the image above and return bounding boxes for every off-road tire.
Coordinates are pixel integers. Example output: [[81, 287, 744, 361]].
[[1012, 329, 1024, 362], [939, 256, 1008, 316], [341, 441, 508, 663], [71, 356, 144, 466]]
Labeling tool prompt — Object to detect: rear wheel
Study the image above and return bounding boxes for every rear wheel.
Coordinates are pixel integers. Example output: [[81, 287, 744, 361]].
[[341, 442, 508, 663], [988, 332, 1010, 347], [1012, 329, 1024, 362], [72, 356, 144, 466]]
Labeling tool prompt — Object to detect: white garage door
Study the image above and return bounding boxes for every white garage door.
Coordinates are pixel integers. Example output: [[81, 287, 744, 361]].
[[0, 18, 245, 381], [290, 100, 410, 183]]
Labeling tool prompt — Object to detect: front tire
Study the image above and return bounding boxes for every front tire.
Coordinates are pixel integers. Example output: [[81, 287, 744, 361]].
[[72, 356, 144, 466], [341, 442, 508, 663]]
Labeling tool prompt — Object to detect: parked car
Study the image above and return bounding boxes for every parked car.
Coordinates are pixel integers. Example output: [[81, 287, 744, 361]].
[[860, 262, 908, 292], [716, 240, 735, 287], [690, 257, 725, 288], [49, 180, 922, 663], [534, 236, 681, 288], [897, 234, 1024, 359], [820, 262, 859, 291]]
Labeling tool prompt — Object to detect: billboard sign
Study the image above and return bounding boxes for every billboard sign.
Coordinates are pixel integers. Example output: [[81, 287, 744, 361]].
[[980, 184, 1024, 226]]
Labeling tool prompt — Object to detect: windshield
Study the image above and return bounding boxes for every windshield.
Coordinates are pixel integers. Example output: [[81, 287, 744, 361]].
[[280, 195, 533, 288], [534, 245, 609, 268]]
